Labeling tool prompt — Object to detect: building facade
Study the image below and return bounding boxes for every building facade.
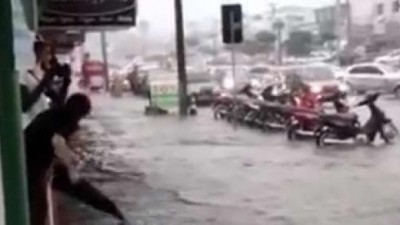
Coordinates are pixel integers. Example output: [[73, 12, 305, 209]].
[[349, 0, 400, 48], [315, 4, 349, 38], [246, 6, 317, 41]]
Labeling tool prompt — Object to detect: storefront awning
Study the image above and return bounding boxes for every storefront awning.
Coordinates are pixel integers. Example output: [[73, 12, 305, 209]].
[[20, 0, 136, 31], [39, 30, 85, 54]]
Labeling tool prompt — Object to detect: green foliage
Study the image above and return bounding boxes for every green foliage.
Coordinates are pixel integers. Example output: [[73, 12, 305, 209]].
[[255, 31, 276, 45], [320, 32, 337, 44], [286, 31, 313, 56], [185, 36, 201, 47]]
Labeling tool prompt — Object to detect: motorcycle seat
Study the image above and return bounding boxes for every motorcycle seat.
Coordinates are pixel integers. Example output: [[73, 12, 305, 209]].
[[320, 113, 358, 121]]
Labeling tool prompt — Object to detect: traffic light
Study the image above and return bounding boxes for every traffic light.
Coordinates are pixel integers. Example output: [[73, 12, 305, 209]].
[[221, 4, 243, 44]]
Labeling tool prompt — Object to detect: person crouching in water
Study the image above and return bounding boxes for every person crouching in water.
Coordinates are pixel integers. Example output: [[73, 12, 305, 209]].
[[24, 93, 124, 225]]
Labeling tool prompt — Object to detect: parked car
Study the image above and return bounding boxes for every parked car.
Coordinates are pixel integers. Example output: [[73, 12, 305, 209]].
[[374, 49, 400, 66], [280, 64, 349, 97], [187, 70, 219, 106], [342, 63, 400, 97]]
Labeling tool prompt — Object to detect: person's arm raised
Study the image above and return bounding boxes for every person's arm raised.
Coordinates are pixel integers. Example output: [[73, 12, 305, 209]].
[[20, 69, 55, 112]]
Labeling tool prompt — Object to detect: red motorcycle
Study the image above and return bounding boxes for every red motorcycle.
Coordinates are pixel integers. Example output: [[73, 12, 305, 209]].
[[287, 106, 321, 140], [287, 93, 322, 140], [287, 92, 350, 140]]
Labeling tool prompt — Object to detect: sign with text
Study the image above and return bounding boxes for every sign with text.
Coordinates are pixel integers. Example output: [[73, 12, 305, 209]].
[[39, 0, 136, 29], [221, 4, 243, 44], [150, 79, 179, 112]]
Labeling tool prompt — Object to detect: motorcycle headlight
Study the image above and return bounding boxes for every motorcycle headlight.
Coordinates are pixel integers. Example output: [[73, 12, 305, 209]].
[[250, 79, 261, 88], [213, 86, 221, 94], [311, 85, 322, 93], [339, 83, 349, 92], [223, 77, 235, 90], [123, 80, 129, 86]]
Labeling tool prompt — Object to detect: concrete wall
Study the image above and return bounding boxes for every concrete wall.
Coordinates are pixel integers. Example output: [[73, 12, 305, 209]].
[[349, 0, 400, 48]]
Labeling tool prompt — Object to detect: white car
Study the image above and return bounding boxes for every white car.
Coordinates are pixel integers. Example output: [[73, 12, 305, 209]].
[[374, 49, 400, 66], [248, 65, 276, 85], [342, 63, 400, 97]]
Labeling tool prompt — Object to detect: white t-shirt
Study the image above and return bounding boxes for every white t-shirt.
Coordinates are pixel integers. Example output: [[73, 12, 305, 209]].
[[20, 65, 50, 129]]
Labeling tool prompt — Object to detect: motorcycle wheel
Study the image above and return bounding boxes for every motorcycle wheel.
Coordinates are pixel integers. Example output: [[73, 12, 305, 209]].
[[287, 124, 299, 140], [213, 105, 222, 120], [255, 113, 266, 130], [315, 130, 328, 147], [245, 111, 259, 127], [384, 122, 400, 140], [214, 110, 220, 120]]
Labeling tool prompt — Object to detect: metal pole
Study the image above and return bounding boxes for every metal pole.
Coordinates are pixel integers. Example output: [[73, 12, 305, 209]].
[[174, 0, 188, 116], [228, 11, 239, 128], [346, 0, 352, 45], [277, 28, 283, 65], [0, 0, 30, 224], [100, 31, 110, 92], [335, 0, 342, 52], [230, 46, 238, 128]]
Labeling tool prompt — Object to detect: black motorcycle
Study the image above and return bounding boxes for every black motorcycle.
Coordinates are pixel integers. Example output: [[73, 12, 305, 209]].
[[213, 93, 235, 120], [242, 85, 294, 129], [315, 93, 399, 147], [213, 85, 251, 120], [226, 85, 262, 125]]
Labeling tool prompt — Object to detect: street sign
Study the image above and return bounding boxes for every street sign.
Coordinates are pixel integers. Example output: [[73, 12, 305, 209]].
[[221, 4, 243, 128], [221, 4, 243, 44], [38, 0, 137, 30]]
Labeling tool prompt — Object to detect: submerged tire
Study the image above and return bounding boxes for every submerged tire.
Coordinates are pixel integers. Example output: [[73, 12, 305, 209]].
[[316, 130, 328, 147], [287, 125, 298, 140]]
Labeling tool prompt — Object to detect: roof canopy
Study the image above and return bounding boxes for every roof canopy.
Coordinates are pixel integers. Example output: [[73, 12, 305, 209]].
[[20, 0, 137, 31]]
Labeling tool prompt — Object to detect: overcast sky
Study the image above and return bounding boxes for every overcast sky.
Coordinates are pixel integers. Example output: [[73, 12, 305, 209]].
[[136, 0, 337, 34], [87, 0, 339, 62]]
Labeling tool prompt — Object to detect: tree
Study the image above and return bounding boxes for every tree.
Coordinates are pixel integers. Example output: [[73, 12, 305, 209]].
[[239, 40, 265, 55], [198, 45, 215, 55], [185, 36, 201, 48], [255, 31, 276, 45], [286, 31, 313, 56], [224, 40, 265, 56], [320, 32, 337, 45], [252, 14, 263, 21]]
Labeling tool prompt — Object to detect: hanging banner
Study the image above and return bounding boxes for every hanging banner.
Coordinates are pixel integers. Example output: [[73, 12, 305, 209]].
[[38, 0, 137, 29]]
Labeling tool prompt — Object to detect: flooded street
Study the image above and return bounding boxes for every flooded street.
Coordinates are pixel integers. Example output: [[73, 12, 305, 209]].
[[64, 94, 400, 225]]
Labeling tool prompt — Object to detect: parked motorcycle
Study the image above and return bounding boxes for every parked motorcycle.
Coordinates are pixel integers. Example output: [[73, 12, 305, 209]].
[[287, 107, 320, 140], [243, 85, 294, 129], [213, 93, 235, 120], [213, 84, 257, 122], [286, 93, 349, 140], [315, 93, 399, 147]]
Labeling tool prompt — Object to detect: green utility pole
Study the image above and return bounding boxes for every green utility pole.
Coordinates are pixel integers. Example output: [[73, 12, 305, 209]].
[[0, 0, 30, 225]]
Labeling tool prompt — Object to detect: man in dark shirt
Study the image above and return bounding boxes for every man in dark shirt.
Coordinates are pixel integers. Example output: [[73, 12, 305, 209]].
[[25, 93, 125, 225], [25, 93, 91, 225]]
